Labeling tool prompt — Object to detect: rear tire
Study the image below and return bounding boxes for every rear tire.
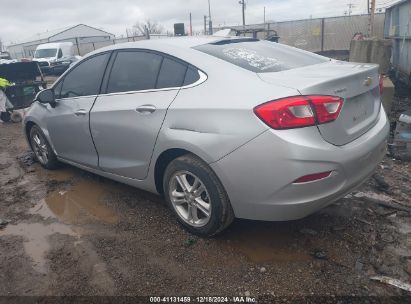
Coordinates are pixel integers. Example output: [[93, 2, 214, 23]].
[[29, 125, 59, 169], [163, 154, 234, 237]]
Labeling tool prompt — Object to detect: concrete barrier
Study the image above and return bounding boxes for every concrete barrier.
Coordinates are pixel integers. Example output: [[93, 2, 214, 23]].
[[349, 39, 392, 74], [381, 76, 395, 116]]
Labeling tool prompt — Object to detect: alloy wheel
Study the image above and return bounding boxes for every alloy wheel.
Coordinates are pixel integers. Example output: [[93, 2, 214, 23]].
[[168, 171, 211, 227], [32, 132, 49, 165]]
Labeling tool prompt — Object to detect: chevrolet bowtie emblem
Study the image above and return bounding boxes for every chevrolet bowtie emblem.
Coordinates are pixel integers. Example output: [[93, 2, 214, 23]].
[[364, 77, 373, 86]]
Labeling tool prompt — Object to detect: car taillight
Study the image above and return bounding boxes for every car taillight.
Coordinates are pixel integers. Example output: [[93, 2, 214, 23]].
[[379, 75, 384, 96], [254, 95, 343, 129]]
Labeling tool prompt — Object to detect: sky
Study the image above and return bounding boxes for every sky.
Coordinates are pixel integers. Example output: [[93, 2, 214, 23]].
[[0, 0, 399, 45]]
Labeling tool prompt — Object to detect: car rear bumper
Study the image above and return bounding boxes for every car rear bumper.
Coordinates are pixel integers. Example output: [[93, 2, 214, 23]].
[[211, 105, 389, 221]]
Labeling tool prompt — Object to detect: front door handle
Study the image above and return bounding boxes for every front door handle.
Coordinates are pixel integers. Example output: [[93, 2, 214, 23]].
[[74, 109, 87, 116], [136, 105, 156, 114]]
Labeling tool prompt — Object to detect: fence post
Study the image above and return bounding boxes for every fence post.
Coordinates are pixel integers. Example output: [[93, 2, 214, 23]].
[[321, 18, 325, 52], [75, 38, 81, 56]]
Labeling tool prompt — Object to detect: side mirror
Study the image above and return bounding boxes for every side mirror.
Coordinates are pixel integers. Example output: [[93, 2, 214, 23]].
[[35, 89, 57, 108]]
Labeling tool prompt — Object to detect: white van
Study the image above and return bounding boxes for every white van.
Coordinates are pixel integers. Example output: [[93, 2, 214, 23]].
[[33, 42, 75, 74]]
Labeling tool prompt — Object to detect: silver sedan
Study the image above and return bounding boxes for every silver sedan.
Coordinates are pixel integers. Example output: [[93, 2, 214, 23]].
[[24, 36, 389, 236]]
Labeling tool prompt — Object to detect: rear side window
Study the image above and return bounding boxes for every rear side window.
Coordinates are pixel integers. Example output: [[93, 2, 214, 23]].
[[194, 40, 328, 73], [156, 58, 187, 89], [107, 51, 162, 93], [60, 53, 110, 98], [183, 67, 200, 85]]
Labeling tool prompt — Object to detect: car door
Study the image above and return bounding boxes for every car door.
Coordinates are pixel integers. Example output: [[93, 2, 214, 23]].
[[45, 52, 111, 168], [91, 50, 188, 180]]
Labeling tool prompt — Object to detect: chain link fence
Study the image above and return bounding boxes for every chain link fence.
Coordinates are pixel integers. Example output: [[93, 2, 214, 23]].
[[9, 14, 385, 60], [225, 13, 385, 59]]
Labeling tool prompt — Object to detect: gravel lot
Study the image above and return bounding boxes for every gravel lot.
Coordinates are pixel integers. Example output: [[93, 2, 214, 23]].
[[0, 104, 410, 301]]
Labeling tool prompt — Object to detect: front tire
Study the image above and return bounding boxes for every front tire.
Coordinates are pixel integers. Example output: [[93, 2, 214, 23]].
[[0, 111, 11, 122], [29, 125, 59, 169], [163, 154, 234, 237]]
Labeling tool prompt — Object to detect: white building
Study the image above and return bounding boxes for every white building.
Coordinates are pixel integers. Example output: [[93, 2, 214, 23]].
[[7, 24, 115, 59]]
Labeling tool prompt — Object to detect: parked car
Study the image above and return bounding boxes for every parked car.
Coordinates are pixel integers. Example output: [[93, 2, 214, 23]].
[[32, 42, 77, 75], [0, 51, 11, 60], [23, 37, 389, 236]]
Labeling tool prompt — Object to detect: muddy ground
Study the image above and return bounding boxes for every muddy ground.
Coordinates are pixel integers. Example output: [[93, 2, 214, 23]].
[[0, 103, 410, 301]]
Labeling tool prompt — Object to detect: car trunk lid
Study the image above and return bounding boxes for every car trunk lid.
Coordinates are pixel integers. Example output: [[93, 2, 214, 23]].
[[258, 60, 381, 146]]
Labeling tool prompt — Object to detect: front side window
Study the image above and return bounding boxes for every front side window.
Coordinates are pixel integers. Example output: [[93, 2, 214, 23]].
[[60, 53, 110, 98], [53, 81, 63, 99], [107, 51, 163, 93]]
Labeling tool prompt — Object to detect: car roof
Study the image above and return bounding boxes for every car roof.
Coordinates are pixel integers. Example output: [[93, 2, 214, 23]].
[[86, 36, 251, 57], [77, 36, 261, 76]]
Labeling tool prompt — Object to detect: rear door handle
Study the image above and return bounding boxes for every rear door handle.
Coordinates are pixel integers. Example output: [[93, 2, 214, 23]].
[[136, 105, 156, 114], [74, 109, 87, 116]]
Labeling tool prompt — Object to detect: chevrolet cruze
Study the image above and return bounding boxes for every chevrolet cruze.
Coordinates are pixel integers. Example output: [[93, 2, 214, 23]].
[[24, 36, 389, 236]]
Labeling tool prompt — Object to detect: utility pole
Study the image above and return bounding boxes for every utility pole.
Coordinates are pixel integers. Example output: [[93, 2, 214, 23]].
[[189, 13, 193, 36], [208, 0, 213, 35], [264, 6, 266, 24], [239, 0, 246, 27], [367, 0, 370, 14], [204, 15, 208, 35], [368, 0, 376, 37], [347, 3, 354, 16]]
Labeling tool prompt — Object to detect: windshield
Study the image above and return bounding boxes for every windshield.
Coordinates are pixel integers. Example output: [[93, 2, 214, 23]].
[[34, 48, 58, 59], [194, 39, 329, 73]]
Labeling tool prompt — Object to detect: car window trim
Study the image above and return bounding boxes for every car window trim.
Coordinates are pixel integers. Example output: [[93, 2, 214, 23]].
[[98, 70, 207, 97], [55, 51, 112, 101]]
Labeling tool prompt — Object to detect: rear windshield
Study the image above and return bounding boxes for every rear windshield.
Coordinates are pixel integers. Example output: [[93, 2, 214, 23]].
[[193, 39, 328, 73]]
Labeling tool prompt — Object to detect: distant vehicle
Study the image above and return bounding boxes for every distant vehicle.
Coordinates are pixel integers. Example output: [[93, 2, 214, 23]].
[[0, 52, 11, 60], [24, 37, 389, 236], [32, 42, 77, 75]]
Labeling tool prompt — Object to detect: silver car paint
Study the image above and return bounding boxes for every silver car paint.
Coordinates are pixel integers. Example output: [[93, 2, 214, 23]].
[[210, 106, 389, 220], [46, 95, 98, 167], [24, 37, 389, 221], [92, 90, 180, 179], [258, 60, 382, 146]]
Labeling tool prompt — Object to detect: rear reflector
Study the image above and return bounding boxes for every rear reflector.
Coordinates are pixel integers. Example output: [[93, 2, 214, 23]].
[[293, 171, 332, 184], [254, 95, 343, 129]]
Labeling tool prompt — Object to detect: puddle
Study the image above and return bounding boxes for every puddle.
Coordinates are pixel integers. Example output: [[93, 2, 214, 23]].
[[30, 178, 119, 224], [0, 223, 77, 273], [221, 222, 311, 263]]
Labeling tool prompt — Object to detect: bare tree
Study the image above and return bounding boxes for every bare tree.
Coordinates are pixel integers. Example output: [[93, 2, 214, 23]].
[[132, 20, 164, 37]]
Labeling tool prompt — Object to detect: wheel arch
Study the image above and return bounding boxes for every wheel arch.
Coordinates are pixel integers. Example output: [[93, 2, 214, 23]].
[[154, 148, 191, 195], [25, 120, 36, 149]]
